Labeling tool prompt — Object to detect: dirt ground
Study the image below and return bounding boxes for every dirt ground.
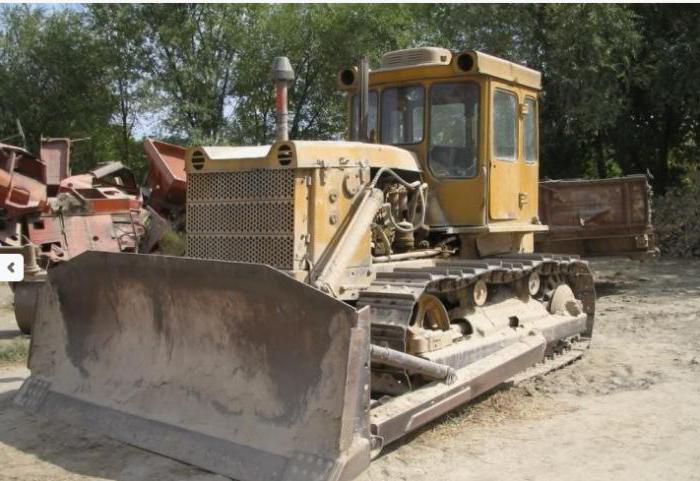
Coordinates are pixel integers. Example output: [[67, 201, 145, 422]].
[[1, 257, 699, 481]]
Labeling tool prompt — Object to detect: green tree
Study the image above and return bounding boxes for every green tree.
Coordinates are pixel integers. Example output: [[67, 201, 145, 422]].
[[136, 4, 253, 143], [0, 5, 117, 171], [1, 4, 697, 195], [611, 5, 700, 192], [420, 4, 641, 179], [229, 4, 416, 144], [88, 4, 149, 169]]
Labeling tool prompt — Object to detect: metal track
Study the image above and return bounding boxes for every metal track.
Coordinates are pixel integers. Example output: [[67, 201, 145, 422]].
[[358, 253, 596, 393], [359, 253, 594, 338], [508, 338, 591, 385]]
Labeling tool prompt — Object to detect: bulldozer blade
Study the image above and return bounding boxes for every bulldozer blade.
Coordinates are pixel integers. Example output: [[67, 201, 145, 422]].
[[15, 251, 372, 481]]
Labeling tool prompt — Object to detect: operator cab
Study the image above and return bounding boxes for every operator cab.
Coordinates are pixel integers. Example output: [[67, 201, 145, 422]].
[[339, 48, 545, 247]]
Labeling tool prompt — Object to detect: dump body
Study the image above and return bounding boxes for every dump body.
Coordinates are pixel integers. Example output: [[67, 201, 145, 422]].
[[537, 175, 656, 258], [144, 138, 187, 220]]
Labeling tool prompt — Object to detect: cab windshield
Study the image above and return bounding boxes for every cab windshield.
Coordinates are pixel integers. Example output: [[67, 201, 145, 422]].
[[429, 82, 480, 178], [381, 85, 424, 145]]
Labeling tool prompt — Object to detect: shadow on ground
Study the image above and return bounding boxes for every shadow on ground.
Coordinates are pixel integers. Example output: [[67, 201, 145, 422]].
[[0, 386, 225, 481]]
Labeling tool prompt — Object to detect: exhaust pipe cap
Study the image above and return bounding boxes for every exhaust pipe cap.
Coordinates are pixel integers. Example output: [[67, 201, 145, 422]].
[[272, 56, 295, 81]]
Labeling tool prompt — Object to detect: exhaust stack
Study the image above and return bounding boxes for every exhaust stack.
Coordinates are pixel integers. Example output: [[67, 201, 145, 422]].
[[272, 56, 295, 141], [358, 56, 370, 142]]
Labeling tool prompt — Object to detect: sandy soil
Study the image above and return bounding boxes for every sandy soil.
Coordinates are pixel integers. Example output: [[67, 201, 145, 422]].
[[1, 258, 700, 480]]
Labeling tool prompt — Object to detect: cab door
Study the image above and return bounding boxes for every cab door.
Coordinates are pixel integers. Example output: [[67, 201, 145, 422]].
[[488, 83, 520, 220], [424, 79, 486, 227], [518, 94, 540, 222]]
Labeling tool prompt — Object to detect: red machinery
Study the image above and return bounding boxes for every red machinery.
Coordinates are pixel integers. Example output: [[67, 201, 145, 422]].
[[143, 138, 187, 223], [0, 139, 165, 333]]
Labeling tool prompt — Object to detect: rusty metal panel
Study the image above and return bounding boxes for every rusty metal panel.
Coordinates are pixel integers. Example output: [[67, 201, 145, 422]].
[[39, 138, 71, 196], [19, 252, 371, 481], [0, 143, 48, 219], [26, 216, 63, 248], [144, 138, 187, 214], [537, 175, 656, 258], [28, 212, 144, 261]]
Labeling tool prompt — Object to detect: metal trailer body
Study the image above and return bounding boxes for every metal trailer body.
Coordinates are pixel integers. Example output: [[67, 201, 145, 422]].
[[537, 175, 657, 259]]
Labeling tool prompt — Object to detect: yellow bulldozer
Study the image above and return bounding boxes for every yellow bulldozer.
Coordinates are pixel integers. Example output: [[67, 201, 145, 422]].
[[17, 47, 596, 481]]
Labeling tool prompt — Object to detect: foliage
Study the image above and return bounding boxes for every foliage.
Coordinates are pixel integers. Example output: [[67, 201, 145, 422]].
[[134, 4, 251, 143], [230, 4, 415, 144], [0, 5, 116, 171], [88, 4, 149, 168], [0, 4, 697, 196], [611, 5, 700, 192], [654, 176, 700, 257], [157, 228, 186, 256]]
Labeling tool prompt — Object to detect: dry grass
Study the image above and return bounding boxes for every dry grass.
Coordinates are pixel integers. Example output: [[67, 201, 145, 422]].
[[424, 383, 578, 440], [0, 336, 29, 366]]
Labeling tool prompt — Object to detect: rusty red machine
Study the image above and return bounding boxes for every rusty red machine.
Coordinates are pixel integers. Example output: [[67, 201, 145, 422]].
[[0, 137, 187, 333]]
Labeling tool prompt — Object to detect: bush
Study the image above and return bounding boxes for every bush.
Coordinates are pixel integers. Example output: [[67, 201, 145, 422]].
[[654, 180, 700, 257], [157, 229, 186, 256]]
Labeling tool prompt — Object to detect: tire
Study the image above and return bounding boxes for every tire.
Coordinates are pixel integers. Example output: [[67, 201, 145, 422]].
[[13, 282, 42, 335]]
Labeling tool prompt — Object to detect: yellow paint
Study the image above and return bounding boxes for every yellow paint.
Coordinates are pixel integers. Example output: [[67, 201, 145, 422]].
[[185, 144, 375, 298], [187, 141, 420, 173], [346, 48, 543, 232], [368, 50, 541, 90], [182, 47, 548, 281]]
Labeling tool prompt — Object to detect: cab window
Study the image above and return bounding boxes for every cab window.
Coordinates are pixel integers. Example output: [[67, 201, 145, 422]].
[[493, 89, 517, 161], [524, 96, 538, 163], [429, 82, 480, 178], [381, 85, 424, 145], [350, 91, 378, 141]]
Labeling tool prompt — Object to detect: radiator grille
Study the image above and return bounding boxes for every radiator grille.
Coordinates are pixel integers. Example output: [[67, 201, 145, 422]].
[[187, 201, 293, 234], [187, 169, 294, 201], [186, 169, 296, 269]]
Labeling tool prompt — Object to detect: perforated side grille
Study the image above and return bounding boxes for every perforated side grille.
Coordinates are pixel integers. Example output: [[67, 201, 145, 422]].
[[187, 234, 295, 268], [186, 169, 296, 269], [187, 169, 294, 201], [187, 202, 293, 234]]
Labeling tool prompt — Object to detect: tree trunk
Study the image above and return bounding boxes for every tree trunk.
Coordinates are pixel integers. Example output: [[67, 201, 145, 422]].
[[118, 78, 131, 166]]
